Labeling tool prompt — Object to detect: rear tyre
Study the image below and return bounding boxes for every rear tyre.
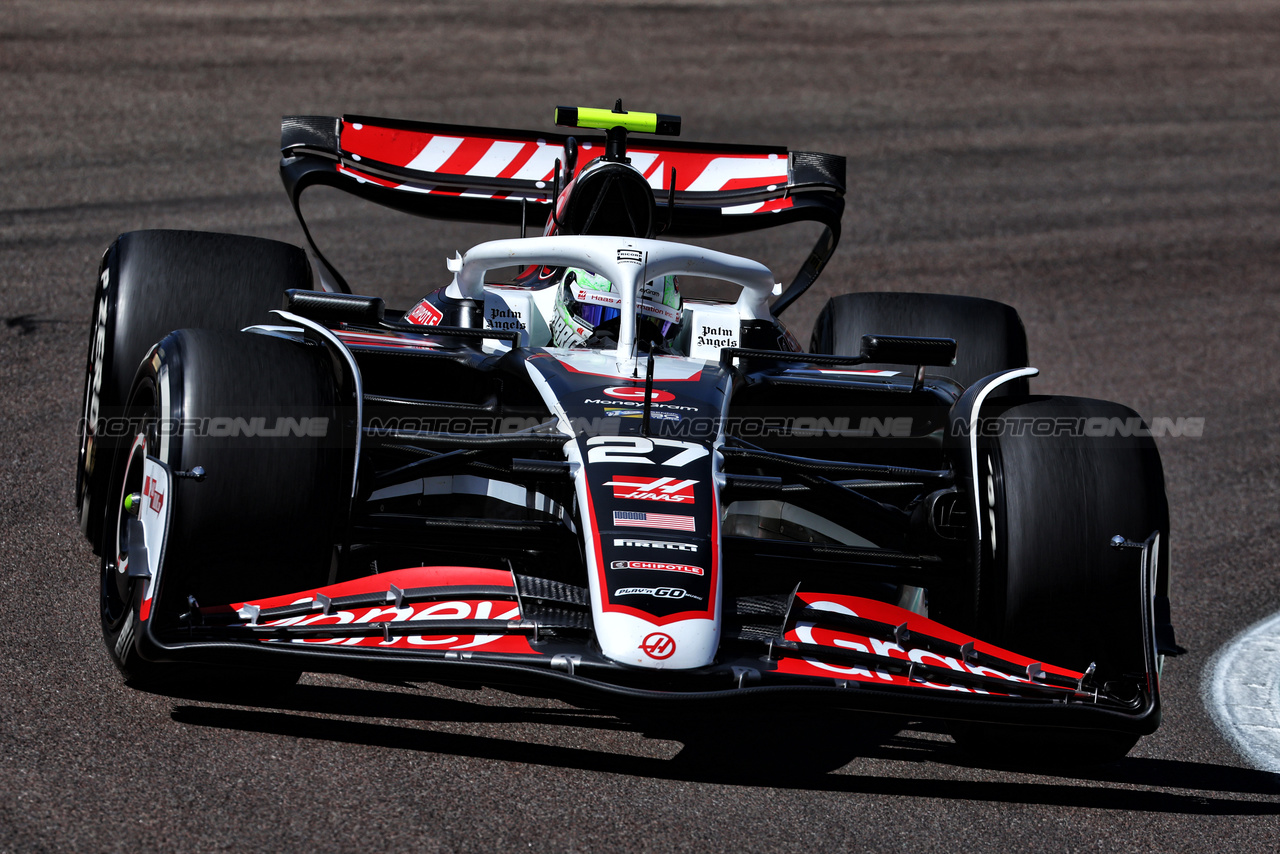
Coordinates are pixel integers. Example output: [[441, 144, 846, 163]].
[[810, 292, 1029, 394], [101, 328, 343, 688], [79, 230, 313, 554], [952, 395, 1169, 764]]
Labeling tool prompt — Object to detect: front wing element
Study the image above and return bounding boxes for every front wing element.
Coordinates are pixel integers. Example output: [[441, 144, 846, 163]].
[[131, 549, 1161, 734]]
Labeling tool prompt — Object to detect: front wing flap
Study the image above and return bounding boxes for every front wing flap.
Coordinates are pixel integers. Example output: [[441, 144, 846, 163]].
[[134, 551, 1161, 734]]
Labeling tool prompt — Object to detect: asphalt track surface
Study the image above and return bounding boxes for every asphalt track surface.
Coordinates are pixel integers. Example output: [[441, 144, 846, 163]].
[[1210, 612, 1280, 774], [3, 1, 1279, 851]]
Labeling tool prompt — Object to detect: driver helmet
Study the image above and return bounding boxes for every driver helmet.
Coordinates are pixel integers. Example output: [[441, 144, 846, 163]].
[[550, 267, 683, 348]]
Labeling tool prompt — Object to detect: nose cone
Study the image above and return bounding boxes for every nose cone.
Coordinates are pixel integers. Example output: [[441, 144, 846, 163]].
[[595, 611, 720, 669]]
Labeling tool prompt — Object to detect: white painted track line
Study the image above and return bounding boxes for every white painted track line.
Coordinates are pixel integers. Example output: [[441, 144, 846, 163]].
[[1206, 610, 1280, 773]]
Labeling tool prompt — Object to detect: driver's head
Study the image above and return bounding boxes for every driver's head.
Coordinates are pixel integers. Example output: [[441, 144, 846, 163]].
[[550, 267, 683, 349]]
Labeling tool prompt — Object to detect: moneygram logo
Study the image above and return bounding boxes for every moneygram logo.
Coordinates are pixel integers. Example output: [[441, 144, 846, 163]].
[[604, 475, 697, 503], [602, 386, 675, 403]]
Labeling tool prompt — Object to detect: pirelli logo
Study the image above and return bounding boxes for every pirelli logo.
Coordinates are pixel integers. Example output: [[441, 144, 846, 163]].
[[613, 538, 697, 552]]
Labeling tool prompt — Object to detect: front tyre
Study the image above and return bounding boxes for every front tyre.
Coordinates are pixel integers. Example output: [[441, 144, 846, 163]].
[[101, 328, 344, 687], [952, 395, 1170, 764], [78, 230, 313, 554]]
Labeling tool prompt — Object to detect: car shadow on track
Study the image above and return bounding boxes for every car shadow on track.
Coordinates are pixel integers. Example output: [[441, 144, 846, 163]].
[[163, 681, 1280, 815]]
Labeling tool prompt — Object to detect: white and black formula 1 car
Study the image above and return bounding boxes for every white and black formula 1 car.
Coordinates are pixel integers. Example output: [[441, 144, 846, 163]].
[[78, 104, 1180, 762]]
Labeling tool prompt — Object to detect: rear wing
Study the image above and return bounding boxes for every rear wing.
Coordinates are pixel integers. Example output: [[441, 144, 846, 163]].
[[279, 114, 844, 312]]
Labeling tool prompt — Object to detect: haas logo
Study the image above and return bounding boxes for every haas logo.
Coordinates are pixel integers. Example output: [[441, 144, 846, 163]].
[[603, 386, 675, 403], [639, 632, 676, 660], [605, 476, 697, 503]]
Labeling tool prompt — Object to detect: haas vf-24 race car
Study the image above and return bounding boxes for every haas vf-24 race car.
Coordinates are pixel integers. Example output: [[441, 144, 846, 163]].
[[78, 105, 1179, 762]]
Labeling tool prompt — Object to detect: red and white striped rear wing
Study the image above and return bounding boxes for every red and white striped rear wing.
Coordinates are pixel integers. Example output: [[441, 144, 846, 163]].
[[279, 114, 844, 311]]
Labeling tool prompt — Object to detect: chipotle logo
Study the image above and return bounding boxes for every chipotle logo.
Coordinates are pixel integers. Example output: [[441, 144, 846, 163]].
[[610, 560, 704, 576], [406, 300, 443, 326]]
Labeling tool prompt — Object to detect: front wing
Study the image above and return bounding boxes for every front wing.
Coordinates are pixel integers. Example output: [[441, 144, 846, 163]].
[[133, 541, 1163, 734]]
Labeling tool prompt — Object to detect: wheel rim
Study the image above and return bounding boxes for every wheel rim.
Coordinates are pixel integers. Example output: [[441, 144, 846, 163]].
[[100, 378, 156, 633]]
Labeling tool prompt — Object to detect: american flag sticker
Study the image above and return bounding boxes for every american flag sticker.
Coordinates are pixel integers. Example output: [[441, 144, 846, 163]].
[[613, 511, 696, 532]]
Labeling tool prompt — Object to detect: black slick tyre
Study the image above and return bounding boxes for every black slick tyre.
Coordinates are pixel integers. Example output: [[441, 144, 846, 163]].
[[810, 292, 1029, 394], [952, 395, 1170, 764], [101, 328, 343, 687], [78, 230, 313, 554]]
